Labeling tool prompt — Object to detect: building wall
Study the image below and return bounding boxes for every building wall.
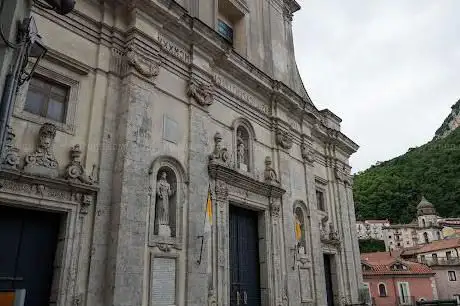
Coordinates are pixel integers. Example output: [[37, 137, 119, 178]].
[[384, 226, 443, 251], [417, 247, 460, 261], [364, 275, 436, 306], [0, 1, 362, 306], [432, 267, 460, 301]]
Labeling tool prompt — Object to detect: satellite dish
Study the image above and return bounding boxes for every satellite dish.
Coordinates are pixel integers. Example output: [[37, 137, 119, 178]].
[[442, 227, 456, 238]]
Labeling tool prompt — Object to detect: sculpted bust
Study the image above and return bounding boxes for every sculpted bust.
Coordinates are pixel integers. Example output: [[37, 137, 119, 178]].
[[24, 123, 59, 178]]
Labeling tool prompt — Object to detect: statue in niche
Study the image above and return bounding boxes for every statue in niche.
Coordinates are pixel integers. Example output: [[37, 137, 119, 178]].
[[264, 156, 279, 184], [236, 129, 247, 171], [156, 171, 174, 237], [24, 123, 59, 178]]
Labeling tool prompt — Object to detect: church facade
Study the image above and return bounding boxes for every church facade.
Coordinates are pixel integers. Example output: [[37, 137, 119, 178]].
[[0, 0, 362, 305]]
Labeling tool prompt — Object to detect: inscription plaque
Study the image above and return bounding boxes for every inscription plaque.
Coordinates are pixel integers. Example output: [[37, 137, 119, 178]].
[[163, 115, 178, 143], [299, 268, 312, 301], [151, 257, 176, 305]]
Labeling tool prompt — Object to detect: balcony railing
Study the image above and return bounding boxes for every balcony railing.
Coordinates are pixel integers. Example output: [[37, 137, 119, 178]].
[[416, 257, 460, 266]]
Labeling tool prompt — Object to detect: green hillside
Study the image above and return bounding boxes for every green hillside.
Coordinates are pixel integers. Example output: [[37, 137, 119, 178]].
[[353, 128, 460, 224]]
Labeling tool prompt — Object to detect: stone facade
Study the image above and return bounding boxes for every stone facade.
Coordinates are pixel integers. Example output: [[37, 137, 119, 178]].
[[356, 220, 390, 240], [0, 0, 362, 305]]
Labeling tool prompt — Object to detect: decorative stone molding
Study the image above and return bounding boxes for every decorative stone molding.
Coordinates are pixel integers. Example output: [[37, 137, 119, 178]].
[[187, 78, 214, 107], [320, 215, 341, 247], [209, 156, 285, 199], [125, 45, 161, 79], [270, 201, 281, 218], [0, 169, 98, 215], [65, 145, 93, 184], [24, 123, 59, 178], [264, 156, 280, 185], [157, 243, 172, 252], [2, 127, 20, 169], [334, 167, 345, 182], [215, 180, 228, 202], [207, 289, 217, 306], [301, 142, 315, 164], [276, 130, 293, 150], [209, 132, 230, 166]]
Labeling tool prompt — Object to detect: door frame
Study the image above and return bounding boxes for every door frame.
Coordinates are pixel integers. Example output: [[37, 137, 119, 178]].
[[0, 173, 97, 306], [228, 203, 264, 306], [211, 179, 285, 306]]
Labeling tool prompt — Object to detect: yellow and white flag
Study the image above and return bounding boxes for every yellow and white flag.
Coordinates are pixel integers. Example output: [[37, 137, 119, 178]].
[[204, 185, 213, 234]]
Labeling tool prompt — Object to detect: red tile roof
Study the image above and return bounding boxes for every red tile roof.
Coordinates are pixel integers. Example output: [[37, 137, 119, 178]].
[[361, 252, 433, 276], [416, 238, 460, 254]]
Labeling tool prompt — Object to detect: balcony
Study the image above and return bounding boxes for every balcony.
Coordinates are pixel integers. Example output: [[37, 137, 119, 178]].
[[417, 257, 460, 266]]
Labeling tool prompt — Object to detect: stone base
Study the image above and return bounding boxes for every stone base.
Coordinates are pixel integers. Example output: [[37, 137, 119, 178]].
[[238, 163, 248, 172], [158, 224, 171, 237], [24, 165, 59, 178]]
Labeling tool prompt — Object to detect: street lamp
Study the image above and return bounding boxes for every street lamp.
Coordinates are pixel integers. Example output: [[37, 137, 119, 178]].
[[0, 16, 48, 161], [34, 0, 76, 15]]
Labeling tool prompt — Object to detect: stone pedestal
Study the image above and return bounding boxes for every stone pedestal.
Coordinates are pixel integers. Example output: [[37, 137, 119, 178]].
[[159, 224, 171, 237]]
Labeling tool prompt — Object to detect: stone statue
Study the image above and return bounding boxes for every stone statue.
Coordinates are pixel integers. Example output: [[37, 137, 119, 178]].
[[156, 171, 174, 237], [24, 123, 59, 178], [329, 223, 339, 241], [236, 130, 246, 169], [64, 144, 93, 184], [320, 215, 329, 241], [209, 132, 229, 165], [264, 156, 279, 184]]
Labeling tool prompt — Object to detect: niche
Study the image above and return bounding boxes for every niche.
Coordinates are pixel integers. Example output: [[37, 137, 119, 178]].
[[154, 166, 177, 238]]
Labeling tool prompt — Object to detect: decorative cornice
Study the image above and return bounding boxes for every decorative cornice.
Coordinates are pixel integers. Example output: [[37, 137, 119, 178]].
[[208, 161, 285, 199]]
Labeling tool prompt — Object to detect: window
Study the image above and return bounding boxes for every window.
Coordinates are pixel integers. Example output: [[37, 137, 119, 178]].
[[420, 255, 426, 263], [454, 295, 460, 304], [432, 254, 438, 263], [24, 75, 69, 123], [217, 19, 233, 42], [446, 251, 452, 260], [378, 283, 387, 297], [398, 282, 411, 305], [389, 235, 392, 239], [448, 271, 457, 281], [422, 218, 426, 227], [316, 190, 325, 211], [397, 242, 401, 247], [423, 232, 429, 244], [391, 263, 408, 271]]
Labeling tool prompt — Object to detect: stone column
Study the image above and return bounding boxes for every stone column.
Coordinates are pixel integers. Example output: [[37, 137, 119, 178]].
[[215, 180, 229, 306], [335, 169, 359, 304], [270, 198, 285, 305], [345, 178, 364, 299]]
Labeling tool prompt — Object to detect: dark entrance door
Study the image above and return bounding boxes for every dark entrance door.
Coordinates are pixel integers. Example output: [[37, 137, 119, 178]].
[[323, 254, 335, 306], [229, 205, 261, 306], [0, 205, 61, 306]]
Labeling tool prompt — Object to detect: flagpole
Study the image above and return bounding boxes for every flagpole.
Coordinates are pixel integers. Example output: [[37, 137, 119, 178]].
[[197, 184, 211, 265]]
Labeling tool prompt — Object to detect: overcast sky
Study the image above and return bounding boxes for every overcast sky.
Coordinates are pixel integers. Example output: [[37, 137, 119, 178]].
[[292, 0, 460, 173]]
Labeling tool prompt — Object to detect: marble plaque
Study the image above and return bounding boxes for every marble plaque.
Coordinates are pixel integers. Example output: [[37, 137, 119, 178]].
[[163, 115, 178, 143], [299, 268, 312, 301], [151, 257, 176, 306]]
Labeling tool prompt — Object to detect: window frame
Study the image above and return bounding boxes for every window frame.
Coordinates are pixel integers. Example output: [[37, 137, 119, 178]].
[[23, 74, 70, 123], [378, 283, 387, 297], [14, 61, 81, 135], [397, 282, 411, 305]]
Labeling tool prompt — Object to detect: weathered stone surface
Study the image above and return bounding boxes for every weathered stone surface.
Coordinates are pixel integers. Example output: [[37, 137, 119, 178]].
[[0, 1, 362, 306]]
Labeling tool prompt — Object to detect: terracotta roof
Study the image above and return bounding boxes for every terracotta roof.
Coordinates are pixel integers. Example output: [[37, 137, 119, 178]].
[[361, 252, 433, 276], [416, 238, 460, 254]]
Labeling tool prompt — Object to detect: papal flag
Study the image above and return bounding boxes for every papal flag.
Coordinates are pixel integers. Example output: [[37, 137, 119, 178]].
[[204, 185, 213, 234]]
